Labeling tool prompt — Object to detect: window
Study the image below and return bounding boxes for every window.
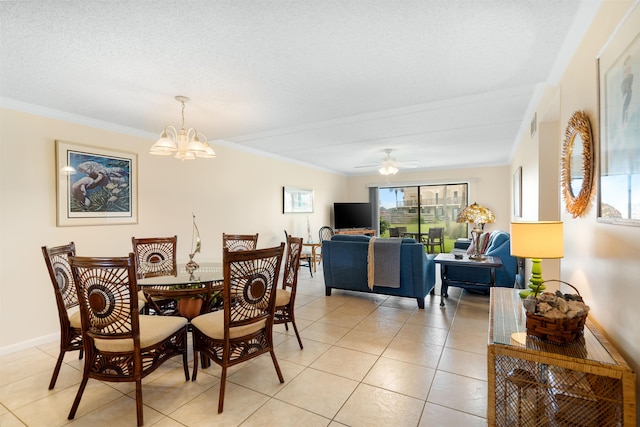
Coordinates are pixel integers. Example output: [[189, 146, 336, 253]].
[[378, 183, 468, 252]]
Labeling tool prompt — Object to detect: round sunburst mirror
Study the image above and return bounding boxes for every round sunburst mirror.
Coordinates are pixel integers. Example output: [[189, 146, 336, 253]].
[[561, 111, 594, 217]]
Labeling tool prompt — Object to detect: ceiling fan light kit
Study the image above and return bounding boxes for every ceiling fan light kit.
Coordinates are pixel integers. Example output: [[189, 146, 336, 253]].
[[354, 149, 419, 175], [379, 164, 399, 175]]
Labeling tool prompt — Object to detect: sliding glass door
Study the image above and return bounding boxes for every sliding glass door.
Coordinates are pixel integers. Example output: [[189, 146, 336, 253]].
[[378, 183, 468, 252]]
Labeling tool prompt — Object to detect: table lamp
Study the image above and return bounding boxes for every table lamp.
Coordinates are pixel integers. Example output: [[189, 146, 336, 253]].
[[456, 202, 495, 260], [510, 221, 563, 298]]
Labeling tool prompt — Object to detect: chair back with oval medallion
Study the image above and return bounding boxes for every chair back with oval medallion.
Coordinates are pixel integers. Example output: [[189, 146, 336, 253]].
[[274, 235, 304, 349], [190, 244, 285, 413], [41, 242, 83, 389], [68, 253, 189, 426], [222, 233, 259, 252]]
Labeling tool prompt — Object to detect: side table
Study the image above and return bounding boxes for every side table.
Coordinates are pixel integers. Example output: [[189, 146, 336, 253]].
[[303, 242, 322, 273], [434, 253, 502, 306], [488, 288, 636, 426]]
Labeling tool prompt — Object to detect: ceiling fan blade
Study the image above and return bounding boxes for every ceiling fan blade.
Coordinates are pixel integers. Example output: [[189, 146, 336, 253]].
[[355, 149, 419, 170]]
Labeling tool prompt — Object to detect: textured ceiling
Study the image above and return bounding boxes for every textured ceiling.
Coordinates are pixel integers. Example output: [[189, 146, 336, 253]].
[[0, 1, 601, 175]]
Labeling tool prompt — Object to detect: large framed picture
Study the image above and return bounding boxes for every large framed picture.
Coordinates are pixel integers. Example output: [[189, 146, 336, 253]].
[[283, 186, 314, 213], [597, 3, 640, 226], [56, 140, 138, 226]]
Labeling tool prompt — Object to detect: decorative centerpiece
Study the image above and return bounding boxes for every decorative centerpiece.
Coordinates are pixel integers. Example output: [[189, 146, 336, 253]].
[[522, 280, 590, 345], [185, 213, 201, 275], [307, 216, 313, 243]]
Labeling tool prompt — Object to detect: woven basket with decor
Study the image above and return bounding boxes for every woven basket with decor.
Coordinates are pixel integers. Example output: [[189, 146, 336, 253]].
[[525, 280, 588, 345]]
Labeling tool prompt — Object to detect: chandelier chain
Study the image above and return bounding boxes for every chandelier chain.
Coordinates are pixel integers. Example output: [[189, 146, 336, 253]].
[[180, 101, 186, 130]]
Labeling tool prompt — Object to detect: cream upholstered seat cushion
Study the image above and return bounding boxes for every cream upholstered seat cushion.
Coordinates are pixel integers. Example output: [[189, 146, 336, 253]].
[[94, 315, 187, 352], [67, 308, 82, 329], [275, 289, 290, 307], [190, 310, 266, 340]]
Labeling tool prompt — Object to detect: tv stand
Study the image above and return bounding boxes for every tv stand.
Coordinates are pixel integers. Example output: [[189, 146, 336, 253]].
[[335, 229, 376, 236]]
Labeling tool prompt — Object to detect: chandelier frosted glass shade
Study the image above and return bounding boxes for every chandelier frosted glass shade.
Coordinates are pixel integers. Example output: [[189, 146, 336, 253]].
[[150, 96, 216, 160], [150, 127, 216, 160]]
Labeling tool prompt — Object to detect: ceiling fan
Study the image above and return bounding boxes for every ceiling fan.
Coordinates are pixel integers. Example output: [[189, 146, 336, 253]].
[[355, 149, 418, 175]]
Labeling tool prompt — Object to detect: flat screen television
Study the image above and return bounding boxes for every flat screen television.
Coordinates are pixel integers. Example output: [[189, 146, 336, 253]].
[[334, 202, 373, 230]]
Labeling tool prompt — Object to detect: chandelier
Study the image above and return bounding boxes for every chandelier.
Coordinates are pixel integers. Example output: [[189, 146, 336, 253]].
[[150, 96, 216, 160]]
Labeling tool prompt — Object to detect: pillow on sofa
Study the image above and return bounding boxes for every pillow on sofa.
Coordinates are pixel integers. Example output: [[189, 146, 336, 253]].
[[467, 232, 491, 254]]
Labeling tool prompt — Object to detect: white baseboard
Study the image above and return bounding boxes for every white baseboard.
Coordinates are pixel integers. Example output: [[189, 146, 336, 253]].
[[0, 333, 59, 356]]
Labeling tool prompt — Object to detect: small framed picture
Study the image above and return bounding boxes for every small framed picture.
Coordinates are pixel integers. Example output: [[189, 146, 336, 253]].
[[283, 186, 314, 213], [56, 140, 138, 226]]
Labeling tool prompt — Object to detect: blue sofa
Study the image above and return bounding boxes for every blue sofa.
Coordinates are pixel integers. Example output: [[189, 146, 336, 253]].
[[321, 234, 436, 309], [443, 230, 517, 293]]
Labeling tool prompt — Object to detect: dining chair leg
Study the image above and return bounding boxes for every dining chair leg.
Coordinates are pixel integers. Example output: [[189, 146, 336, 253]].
[[135, 379, 143, 426], [269, 349, 285, 383], [182, 348, 190, 381], [192, 350, 200, 381], [218, 366, 228, 413], [292, 321, 303, 349], [48, 352, 65, 389], [68, 375, 89, 420]]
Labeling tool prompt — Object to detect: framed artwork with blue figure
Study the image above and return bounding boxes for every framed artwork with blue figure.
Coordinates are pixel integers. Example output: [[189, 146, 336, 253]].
[[597, 3, 640, 226], [56, 140, 138, 226]]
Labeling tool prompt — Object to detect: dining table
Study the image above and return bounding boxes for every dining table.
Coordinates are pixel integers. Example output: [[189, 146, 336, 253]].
[[138, 263, 224, 368], [137, 262, 224, 317]]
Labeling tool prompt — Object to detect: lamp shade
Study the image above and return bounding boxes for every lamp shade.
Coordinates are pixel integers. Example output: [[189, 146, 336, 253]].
[[456, 202, 495, 224], [510, 221, 564, 259]]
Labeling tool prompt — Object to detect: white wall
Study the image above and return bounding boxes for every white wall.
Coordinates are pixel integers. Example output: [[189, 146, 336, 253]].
[[512, 0, 640, 412], [0, 108, 347, 351]]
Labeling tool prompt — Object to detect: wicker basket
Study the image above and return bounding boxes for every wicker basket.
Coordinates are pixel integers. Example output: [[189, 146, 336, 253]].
[[525, 280, 588, 345]]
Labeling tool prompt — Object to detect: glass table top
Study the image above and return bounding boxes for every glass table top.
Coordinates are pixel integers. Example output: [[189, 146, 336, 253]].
[[490, 288, 616, 366], [137, 262, 223, 287]]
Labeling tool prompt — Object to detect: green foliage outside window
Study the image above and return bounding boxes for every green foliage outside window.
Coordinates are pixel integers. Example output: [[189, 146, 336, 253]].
[[379, 219, 390, 235]]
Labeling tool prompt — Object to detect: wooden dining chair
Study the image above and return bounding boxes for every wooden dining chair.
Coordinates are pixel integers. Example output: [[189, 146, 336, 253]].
[[131, 236, 178, 278], [132, 236, 178, 314], [190, 244, 285, 413], [274, 235, 304, 348], [317, 226, 334, 265], [284, 230, 313, 276], [41, 242, 83, 390], [222, 233, 259, 252], [68, 253, 189, 427], [319, 226, 334, 242]]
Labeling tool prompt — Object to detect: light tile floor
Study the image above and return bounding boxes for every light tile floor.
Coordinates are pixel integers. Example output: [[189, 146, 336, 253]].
[[0, 265, 491, 426]]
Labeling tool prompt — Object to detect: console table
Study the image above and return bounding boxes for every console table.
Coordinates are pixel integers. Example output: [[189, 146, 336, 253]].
[[488, 288, 636, 426], [334, 229, 376, 236]]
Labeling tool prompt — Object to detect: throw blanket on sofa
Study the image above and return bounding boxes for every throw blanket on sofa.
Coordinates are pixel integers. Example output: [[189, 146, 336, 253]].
[[367, 237, 402, 289]]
